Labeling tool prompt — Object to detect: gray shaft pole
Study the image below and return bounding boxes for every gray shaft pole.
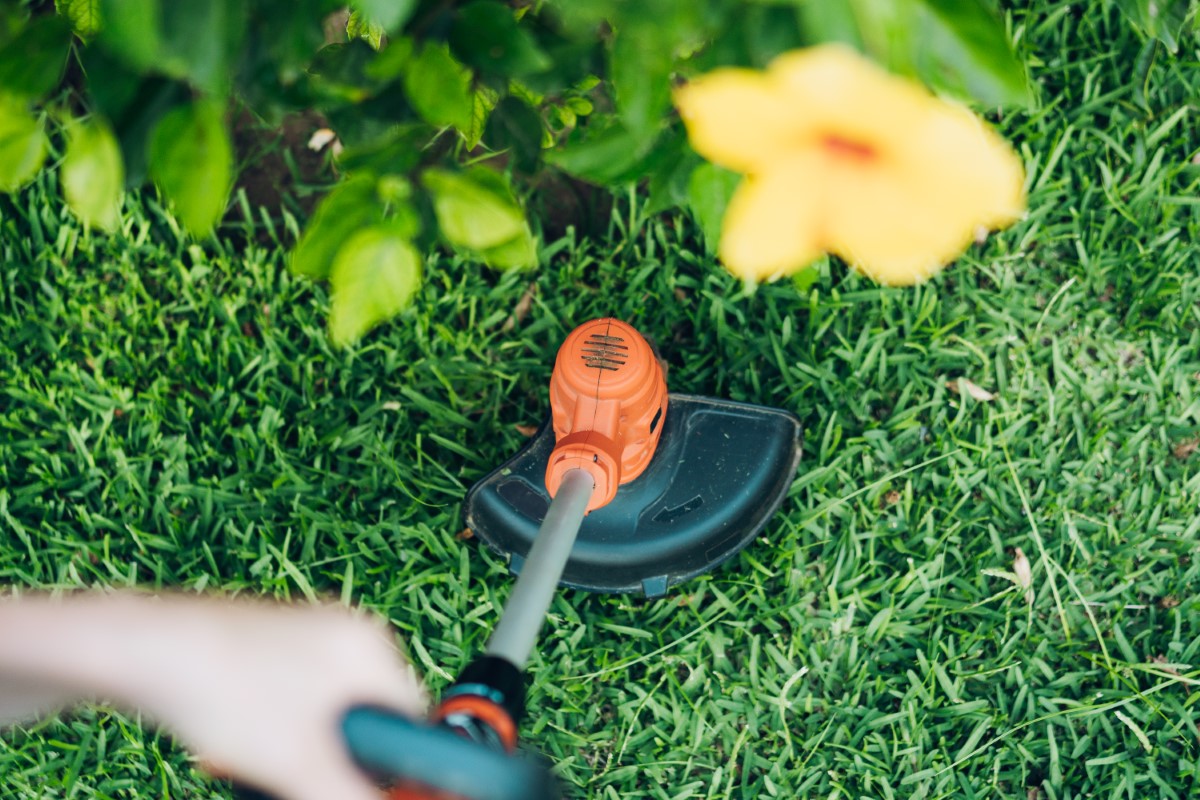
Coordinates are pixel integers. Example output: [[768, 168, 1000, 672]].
[[485, 468, 594, 669]]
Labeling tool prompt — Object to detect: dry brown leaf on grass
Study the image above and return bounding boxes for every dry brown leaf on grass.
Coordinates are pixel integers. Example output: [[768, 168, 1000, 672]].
[[514, 424, 539, 437], [501, 284, 538, 332], [307, 128, 337, 151], [946, 377, 996, 402], [1013, 547, 1033, 604], [981, 546, 1033, 604], [1173, 437, 1200, 460], [306, 128, 343, 157]]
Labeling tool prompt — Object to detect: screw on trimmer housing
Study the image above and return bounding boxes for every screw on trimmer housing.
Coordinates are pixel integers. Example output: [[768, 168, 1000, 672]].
[[342, 318, 802, 800]]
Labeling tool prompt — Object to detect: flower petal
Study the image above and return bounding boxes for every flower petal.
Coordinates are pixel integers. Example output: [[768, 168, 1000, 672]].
[[674, 70, 810, 174], [823, 157, 976, 285], [768, 45, 934, 162], [823, 102, 1024, 285], [718, 156, 824, 282], [913, 104, 1026, 230]]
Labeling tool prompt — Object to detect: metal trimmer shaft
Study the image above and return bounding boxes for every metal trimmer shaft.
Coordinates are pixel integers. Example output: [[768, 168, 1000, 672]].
[[485, 468, 594, 669]]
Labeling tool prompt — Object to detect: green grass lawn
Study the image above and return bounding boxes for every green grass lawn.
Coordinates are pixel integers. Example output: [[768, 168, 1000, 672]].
[[3, 1, 1200, 798]]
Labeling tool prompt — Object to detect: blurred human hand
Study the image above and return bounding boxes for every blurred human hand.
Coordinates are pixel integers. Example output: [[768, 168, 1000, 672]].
[[0, 592, 425, 800]]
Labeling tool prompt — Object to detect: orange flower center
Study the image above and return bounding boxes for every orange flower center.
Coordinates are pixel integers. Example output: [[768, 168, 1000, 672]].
[[821, 134, 877, 163]]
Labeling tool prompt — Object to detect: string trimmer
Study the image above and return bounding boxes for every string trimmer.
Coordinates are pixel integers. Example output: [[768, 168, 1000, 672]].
[[340, 318, 802, 799]]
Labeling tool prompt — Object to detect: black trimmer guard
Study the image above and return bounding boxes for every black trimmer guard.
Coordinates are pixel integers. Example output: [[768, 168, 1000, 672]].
[[463, 394, 802, 597]]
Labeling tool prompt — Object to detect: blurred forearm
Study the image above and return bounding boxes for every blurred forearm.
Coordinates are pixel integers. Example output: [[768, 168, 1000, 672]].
[[0, 593, 199, 720]]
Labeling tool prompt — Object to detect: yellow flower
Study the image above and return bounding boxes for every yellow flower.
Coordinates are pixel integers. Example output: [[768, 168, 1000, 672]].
[[674, 45, 1026, 286]]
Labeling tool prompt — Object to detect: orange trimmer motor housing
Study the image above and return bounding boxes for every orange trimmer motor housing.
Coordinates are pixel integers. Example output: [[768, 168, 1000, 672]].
[[544, 318, 668, 512]]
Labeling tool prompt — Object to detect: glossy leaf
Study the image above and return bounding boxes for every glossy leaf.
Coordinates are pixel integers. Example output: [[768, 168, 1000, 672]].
[[465, 87, 498, 150], [687, 162, 741, 254], [403, 43, 474, 133], [335, 124, 429, 176], [160, 0, 245, 93], [61, 118, 124, 231], [328, 224, 423, 346], [645, 139, 699, 215], [794, 1, 861, 47], [422, 167, 528, 251], [252, 0, 329, 77], [56, 0, 103, 39], [610, 27, 672, 139], [97, 0, 161, 70], [376, 176, 423, 241], [350, 0, 417, 33], [308, 40, 382, 103], [479, 226, 537, 270], [147, 100, 233, 236], [546, 123, 657, 184], [347, 10, 385, 49], [97, 0, 244, 91], [917, 0, 1032, 107], [449, 1, 551, 79], [365, 35, 413, 81], [484, 96, 543, 172], [80, 47, 190, 186], [0, 99, 46, 192], [291, 175, 387, 280], [0, 15, 72, 100]]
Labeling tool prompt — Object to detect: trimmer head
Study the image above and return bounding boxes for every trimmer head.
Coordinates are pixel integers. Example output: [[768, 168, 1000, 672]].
[[464, 394, 802, 597]]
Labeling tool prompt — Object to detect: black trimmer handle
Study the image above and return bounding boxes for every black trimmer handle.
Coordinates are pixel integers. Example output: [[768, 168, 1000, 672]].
[[341, 706, 560, 800]]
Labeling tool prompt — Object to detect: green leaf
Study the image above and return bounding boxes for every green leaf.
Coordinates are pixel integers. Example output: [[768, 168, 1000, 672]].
[[422, 167, 528, 251], [57, 0, 103, 39], [794, 0, 862, 47], [347, 10, 385, 50], [97, 0, 244, 91], [290, 174, 387, 280], [610, 27, 672, 140], [645, 139, 700, 215], [0, 15, 72, 100], [147, 99, 233, 236], [0, 98, 47, 192], [449, 1, 551, 79], [403, 43, 474, 133], [365, 35, 413, 81], [308, 40, 382, 104], [328, 224, 423, 346], [465, 86, 499, 150], [335, 124, 429, 176], [484, 95, 544, 172], [916, 0, 1032, 107], [255, 0, 328, 77], [350, 0, 417, 33], [158, 0, 245, 93], [61, 118, 123, 231], [1114, 0, 1194, 52], [97, 0, 162, 71], [377, 176, 423, 240], [687, 162, 741, 254], [479, 226, 537, 270], [80, 47, 190, 186], [546, 123, 658, 184]]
